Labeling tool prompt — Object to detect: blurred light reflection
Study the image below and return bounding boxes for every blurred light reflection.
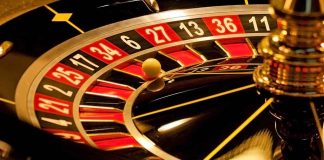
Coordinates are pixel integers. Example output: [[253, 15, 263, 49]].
[[158, 117, 192, 132]]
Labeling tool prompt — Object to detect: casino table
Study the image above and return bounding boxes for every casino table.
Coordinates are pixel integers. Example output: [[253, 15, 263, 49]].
[[0, 0, 322, 159]]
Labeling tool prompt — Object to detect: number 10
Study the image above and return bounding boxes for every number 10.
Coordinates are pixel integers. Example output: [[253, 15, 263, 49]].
[[249, 16, 270, 31]]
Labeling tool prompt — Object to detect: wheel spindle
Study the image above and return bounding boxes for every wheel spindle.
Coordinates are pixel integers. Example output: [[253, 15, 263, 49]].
[[254, 0, 324, 159]]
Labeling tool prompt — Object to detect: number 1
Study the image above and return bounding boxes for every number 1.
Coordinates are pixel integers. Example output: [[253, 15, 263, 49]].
[[69, 54, 99, 71], [249, 16, 270, 32], [260, 16, 270, 31], [249, 16, 258, 31]]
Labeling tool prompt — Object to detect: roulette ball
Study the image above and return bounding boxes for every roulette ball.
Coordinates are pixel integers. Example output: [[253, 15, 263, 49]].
[[0, 0, 322, 159]]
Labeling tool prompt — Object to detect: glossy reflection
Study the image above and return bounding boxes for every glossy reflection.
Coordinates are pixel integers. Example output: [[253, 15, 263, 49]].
[[147, 78, 165, 92], [158, 117, 193, 133], [132, 71, 275, 159]]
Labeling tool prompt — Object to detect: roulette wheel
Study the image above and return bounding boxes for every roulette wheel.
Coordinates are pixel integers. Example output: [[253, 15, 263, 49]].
[[0, 0, 323, 159]]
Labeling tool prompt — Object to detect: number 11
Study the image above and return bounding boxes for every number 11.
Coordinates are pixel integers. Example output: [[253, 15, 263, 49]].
[[249, 16, 270, 31]]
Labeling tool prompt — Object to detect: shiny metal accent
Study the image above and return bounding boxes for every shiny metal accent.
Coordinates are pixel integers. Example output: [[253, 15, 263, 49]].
[[0, 41, 13, 58], [144, 0, 160, 12], [15, 4, 269, 140], [124, 79, 179, 160], [270, 0, 324, 18], [0, 0, 55, 25], [216, 130, 273, 160], [13, 4, 270, 155], [0, 140, 11, 159], [272, 145, 283, 160], [254, 0, 324, 97]]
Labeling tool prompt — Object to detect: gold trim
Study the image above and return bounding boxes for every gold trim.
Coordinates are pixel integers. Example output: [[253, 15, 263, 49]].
[[88, 132, 131, 137], [254, 3, 324, 97], [181, 62, 260, 77], [104, 145, 143, 151], [185, 63, 260, 71], [214, 40, 231, 58], [171, 72, 253, 75], [43, 4, 57, 14], [96, 79, 136, 91], [185, 45, 208, 62], [133, 84, 256, 119], [123, 77, 180, 160], [321, 0, 324, 12], [0, 140, 11, 159], [66, 21, 85, 34], [254, 65, 324, 97], [79, 104, 123, 112], [80, 119, 124, 124], [85, 92, 127, 101], [158, 51, 185, 68], [245, 38, 258, 57], [44, 5, 84, 33], [244, 0, 249, 5], [0, 97, 15, 105], [133, 59, 143, 63], [14, 4, 270, 152], [182, 57, 228, 69], [113, 68, 145, 80], [203, 97, 274, 160], [143, 0, 160, 12], [0, 0, 55, 25], [164, 69, 256, 81], [310, 101, 324, 146], [0, 41, 14, 58]]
